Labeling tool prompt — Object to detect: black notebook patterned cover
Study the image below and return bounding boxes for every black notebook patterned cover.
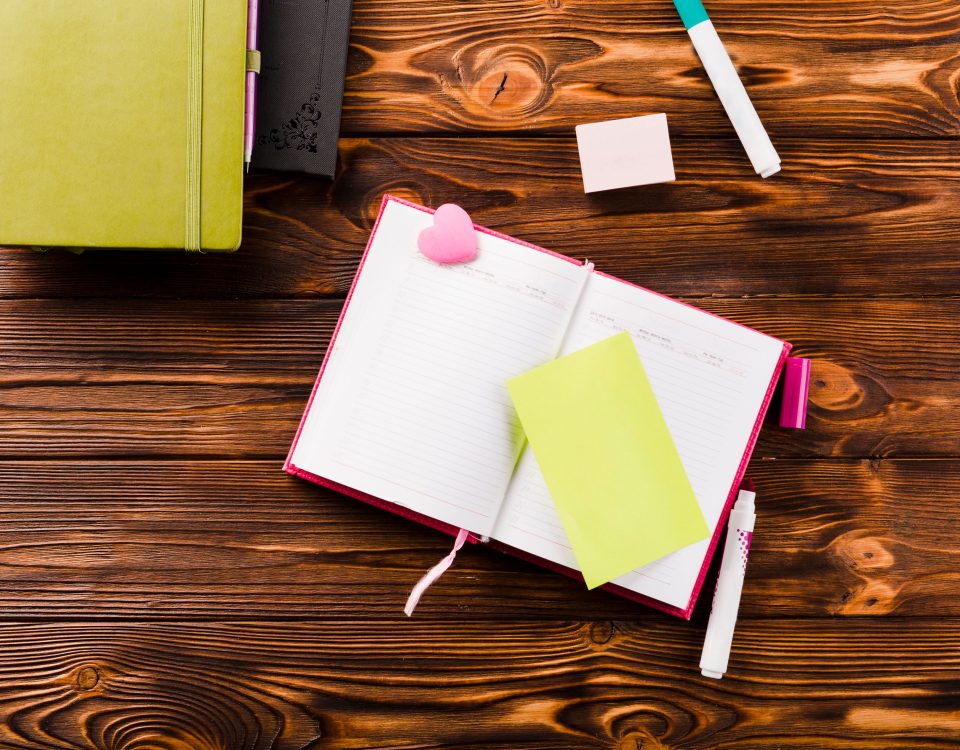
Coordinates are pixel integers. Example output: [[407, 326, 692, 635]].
[[253, 0, 353, 177]]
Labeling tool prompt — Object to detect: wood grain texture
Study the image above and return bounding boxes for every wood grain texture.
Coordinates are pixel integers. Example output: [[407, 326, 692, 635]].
[[1, 298, 958, 459], [0, 459, 955, 619], [2, 0, 959, 742], [0, 619, 958, 750], [340, 0, 960, 137], [3, 139, 959, 299]]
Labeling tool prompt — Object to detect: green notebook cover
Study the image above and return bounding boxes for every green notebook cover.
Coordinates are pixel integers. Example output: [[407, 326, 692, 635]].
[[0, 1, 247, 252]]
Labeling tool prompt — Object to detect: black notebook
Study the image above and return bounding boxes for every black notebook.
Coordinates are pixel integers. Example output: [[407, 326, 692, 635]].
[[253, 0, 353, 178]]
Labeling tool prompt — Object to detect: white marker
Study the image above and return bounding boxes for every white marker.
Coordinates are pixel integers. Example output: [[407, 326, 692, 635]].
[[700, 482, 756, 679], [673, 0, 781, 178]]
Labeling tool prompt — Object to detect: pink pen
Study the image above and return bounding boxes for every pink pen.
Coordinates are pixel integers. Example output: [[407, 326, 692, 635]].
[[700, 478, 756, 679], [244, 0, 260, 171], [779, 356, 811, 429]]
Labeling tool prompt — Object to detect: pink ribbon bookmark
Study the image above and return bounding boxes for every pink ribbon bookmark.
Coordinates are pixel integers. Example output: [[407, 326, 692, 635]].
[[404, 528, 470, 617]]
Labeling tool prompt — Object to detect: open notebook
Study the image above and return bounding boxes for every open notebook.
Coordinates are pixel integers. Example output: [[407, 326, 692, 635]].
[[286, 195, 790, 618]]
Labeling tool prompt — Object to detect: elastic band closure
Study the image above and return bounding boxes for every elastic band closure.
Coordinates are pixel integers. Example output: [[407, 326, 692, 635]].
[[184, 0, 204, 252], [404, 528, 470, 616], [246, 49, 261, 74]]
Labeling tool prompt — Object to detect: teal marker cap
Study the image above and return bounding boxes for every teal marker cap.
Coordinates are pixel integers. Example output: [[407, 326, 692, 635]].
[[673, 0, 709, 30]]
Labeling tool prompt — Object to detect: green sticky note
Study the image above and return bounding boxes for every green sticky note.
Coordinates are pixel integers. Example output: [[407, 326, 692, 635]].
[[507, 332, 709, 589]]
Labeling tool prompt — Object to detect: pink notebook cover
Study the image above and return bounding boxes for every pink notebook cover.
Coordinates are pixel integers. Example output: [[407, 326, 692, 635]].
[[284, 194, 791, 620]]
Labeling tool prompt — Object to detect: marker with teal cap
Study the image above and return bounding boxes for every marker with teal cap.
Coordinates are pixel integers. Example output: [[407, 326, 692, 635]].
[[673, 0, 781, 177]]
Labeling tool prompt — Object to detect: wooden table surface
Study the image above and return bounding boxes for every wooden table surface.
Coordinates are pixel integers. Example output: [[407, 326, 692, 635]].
[[3, 1, 960, 747]]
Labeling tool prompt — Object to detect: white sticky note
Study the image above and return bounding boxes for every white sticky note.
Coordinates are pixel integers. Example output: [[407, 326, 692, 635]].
[[575, 114, 676, 193]]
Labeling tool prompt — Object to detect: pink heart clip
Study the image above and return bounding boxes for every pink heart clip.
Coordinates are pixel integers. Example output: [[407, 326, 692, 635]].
[[417, 203, 478, 264]]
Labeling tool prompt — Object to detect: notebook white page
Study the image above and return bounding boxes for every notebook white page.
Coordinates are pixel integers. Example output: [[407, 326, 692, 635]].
[[289, 200, 590, 537], [491, 272, 784, 608]]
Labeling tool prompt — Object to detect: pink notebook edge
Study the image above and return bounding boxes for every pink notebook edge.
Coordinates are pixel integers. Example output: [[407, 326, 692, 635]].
[[283, 193, 792, 618]]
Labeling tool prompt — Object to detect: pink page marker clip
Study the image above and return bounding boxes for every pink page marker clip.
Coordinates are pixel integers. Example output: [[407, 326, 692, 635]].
[[417, 204, 478, 264], [779, 357, 811, 429]]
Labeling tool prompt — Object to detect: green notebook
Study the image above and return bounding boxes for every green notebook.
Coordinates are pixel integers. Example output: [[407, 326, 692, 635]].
[[0, 1, 247, 252]]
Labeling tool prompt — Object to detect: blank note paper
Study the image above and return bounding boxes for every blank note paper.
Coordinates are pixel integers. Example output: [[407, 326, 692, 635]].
[[507, 331, 709, 589], [575, 114, 675, 193]]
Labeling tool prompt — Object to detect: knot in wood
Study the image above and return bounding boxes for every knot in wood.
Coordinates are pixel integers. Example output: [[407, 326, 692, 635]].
[[589, 620, 616, 645], [618, 731, 662, 750], [367, 187, 424, 223], [77, 666, 100, 690], [457, 45, 552, 116], [807, 360, 867, 412], [843, 534, 895, 570]]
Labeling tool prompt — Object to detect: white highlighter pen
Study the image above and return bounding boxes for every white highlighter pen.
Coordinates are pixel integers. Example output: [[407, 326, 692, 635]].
[[672, 0, 781, 178], [700, 479, 756, 679]]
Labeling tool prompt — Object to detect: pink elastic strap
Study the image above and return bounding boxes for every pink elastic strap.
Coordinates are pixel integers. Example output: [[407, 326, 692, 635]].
[[404, 528, 470, 616]]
